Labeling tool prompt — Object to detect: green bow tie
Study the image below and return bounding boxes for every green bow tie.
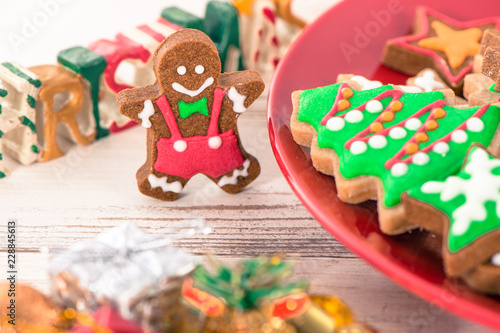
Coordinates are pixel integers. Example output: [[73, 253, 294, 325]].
[[178, 97, 209, 119]]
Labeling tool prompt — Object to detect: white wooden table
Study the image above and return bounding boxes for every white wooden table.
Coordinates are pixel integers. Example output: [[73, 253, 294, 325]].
[[0, 0, 495, 332], [0, 96, 492, 333]]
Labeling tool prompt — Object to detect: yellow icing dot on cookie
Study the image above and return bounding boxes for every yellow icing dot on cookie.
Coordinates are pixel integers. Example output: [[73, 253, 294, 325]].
[[416, 132, 429, 143], [381, 111, 395, 123], [432, 107, 447, 119], [389, 100, 403, 112], [405, 142, 419, 155], [425, 119, 439, 131], [417, 21, 482, 69], [370, 122, 384, 133], [341, 87, 354, 99], [338, 99, 351, 111]]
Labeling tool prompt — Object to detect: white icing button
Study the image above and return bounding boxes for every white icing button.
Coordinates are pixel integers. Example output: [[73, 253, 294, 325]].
[[177, 65, 186, 75], [345, 110, 363, 123], [350, 141, 367, 155], [389, 127, 407, 140], [366, 100, 384, 113], [208, 136, 222, 149], [368, 135, 387, 149], [391, 163, 409, 177], [412, 152, 430, 165], [389, 127, 406, 140], [466, 117, 484, 132], [451, 130, 468, 144], [173, 140, 187, 152], [195, 65, 204, 74], [326, 117, 345, 131], [433, 142, 450, 155], [491, 253, 500, 266], [405, 118, 422, 131]]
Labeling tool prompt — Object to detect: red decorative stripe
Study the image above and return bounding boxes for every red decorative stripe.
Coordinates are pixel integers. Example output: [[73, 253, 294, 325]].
[[138, 24, 166, 42], [385, 104, 490, 169], [320, 83, 350, 125], [262, 7, 276, 24], [383, 100, 445, 169], [157, 17, 183, 31]]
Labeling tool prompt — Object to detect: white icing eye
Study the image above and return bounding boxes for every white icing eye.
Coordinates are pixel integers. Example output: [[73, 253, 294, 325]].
[[195, 65, 204, 74], [177, 66, 186, 75]]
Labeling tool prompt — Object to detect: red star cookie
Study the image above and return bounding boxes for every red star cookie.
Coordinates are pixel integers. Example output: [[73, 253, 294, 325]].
[[382, 6, 500, 94]]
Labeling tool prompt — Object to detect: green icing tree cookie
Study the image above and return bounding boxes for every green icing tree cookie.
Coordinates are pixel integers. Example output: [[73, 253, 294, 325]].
[[409, 146, 500, 253], [297, 82, 500, 208]]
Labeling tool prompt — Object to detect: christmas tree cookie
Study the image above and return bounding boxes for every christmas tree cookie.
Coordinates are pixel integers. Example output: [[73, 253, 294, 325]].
[[291, 80, 500, 235], [405, 146, 500, 293]]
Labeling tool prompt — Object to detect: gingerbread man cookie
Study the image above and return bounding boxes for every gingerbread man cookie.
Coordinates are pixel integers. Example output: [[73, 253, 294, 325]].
[[117, 29, 264, 201]]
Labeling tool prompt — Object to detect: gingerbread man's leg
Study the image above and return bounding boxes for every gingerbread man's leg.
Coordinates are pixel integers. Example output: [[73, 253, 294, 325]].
[[137, 168, 189, 201], [210, 154, 260, 194]]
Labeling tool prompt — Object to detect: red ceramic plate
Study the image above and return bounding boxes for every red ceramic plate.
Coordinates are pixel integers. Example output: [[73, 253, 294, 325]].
[[267, 0, 500, 329]]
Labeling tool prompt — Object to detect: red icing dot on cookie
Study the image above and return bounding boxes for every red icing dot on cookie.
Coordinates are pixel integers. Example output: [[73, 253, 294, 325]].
[[258, 29, 264, 38]]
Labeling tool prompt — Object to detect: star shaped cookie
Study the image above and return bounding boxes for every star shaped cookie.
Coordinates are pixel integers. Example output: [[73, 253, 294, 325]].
[[382, 6, 500, 94]]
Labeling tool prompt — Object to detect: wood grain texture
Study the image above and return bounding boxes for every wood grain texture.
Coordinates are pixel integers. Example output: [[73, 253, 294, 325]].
[[0, 97, 492, 333]]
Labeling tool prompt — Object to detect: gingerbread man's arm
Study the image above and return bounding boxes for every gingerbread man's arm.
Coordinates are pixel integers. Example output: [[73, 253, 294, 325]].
[[117, 84, 161, 124], [219, 70, 265, 113]]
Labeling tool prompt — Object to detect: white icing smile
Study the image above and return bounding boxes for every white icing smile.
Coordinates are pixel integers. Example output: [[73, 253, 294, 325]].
[[172, 77, 214, 97]]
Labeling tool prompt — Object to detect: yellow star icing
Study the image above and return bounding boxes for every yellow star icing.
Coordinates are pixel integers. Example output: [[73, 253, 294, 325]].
[[418, 21, 482, 69], [231, 0, 254, 16]]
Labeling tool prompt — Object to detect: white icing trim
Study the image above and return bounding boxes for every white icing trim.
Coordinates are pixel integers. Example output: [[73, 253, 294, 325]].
[[345, 110, 363, 123], [398, 85, 423, 93], [412, 152, 430, 165], [326, 118, 345, 131], [350, 75, 382, 90], [138, 100, 155, 128], [148, 174, 183, 193], [208, 136, 222, 149], [405, 118, 422, 131], [218, 160, 251, 187], [414, 70, 445, 92], [172, 77, 214, 97], [389, 127, 407, 139], [366, 100, 383, 113], [491, 253, 500, 266], [173, 140, 187, 152], [350, 141, 367, 155], [391, 163, 408, 177], [421, 148, 500, 236], [368, 135, 387, 149], [433, 142, 450, 155], [228, 87, 247, 113]]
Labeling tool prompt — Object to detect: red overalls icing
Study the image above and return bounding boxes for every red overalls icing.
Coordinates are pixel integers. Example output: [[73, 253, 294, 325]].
[[154, 87, 245, 179]]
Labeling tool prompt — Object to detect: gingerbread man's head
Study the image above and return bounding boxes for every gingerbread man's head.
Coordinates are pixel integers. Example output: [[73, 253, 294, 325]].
[[153, 29, 221, 103]]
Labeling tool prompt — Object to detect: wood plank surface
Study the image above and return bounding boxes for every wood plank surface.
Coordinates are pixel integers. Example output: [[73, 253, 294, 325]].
[[0, 97, 493, 332]]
